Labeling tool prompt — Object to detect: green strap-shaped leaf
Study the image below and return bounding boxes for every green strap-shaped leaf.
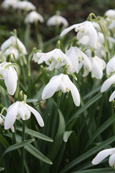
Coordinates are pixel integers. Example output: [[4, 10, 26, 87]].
[[72, 168, 113, 173], [24, 144, 52, 165], [86, 114, 115, 149], [3, 139, 34, 155], [26, 99, 38, 103], [17, 127, 53, 142], [59, 136, 115, 173], [67, 93, 102, 128], [0, 134, 9, 148], [83, 86, 101, 100]]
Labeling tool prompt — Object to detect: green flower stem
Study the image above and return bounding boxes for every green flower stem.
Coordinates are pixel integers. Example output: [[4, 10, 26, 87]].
[[12, 124, 16, 144], [24, 24, 31, 50], [34, 22, 43, 50], [27, 51, 34, 97], [111, 99, 115, 135], [51, 91, 62, 138], [21, 121, 26, 173], [88, 13, 109, 62], [55, 24, 60, 36]]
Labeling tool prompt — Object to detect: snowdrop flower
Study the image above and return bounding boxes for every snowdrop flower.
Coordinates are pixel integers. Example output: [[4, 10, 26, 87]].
[[32, 52, 44, 63], [106, 55, 115, 76], [42, 73, 80, 107], [66, 46, 91, 76], [92, 148, 115, 168], [101, 73, 115, 102], [105, 9, 115, 18], [60, 21, 98, 49], [25, 11, 44, 24], [0, 114, 14, 132], [33, 48, 73, 71], [101, 74, 115, 93], [108, 20, 115, 29], [65, 47, 79, 73], [47, 15, 68, 27], [1, 36, 27, 60], [90, 56, 106, 79], [0, 62, 18, 95], [14, 1, 36, 11], [4, 101, 44, 130], [92, 22, 101, 32], [101, 55, 115, 101], [1, 0, 19, 9]]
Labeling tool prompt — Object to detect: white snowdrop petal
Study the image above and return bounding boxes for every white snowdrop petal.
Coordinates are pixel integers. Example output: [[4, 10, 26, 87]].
[[42, 75, 62, 99], [25, 11, 44, 24], [70, 81, 80, 106], [4, 47, 19, 60], [16, 38, 27, 54], [109, 91, 115, 102], [92, 148, 115, 165], [18, 102, 30, 120], [106, 55, 115, 76], [66, 47, 79, 73], [4, 102, 19, 130], [26, 104, 44, 127], [89, 27, 98, 49], [60, 24, 78, 37], [1, 37, 13, 51], [47, 15, 68, 27], [78, 35, 89, 45], [91, 58, 103, 79], [4, 66, 18, 95], [101, 74, 115, 92], [14, 1, 36, 11], [109, 152, 115, 167]]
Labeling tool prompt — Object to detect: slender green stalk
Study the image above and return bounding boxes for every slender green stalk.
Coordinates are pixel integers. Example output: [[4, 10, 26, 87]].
[[24, 24, 31, 50], [12, 124, 16, 144], [51, 91, 62, 138], [88, 13, 109, 62], [111, 99, 115, 135], [34, 22, 43, 50], [21, 121, 26, 173]]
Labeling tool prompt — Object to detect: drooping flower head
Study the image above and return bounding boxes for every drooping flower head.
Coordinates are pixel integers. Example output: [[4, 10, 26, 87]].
[[101, 55, 115, 101], [13, 1, 36, 11], [105, 9, 115, 19], [92, 148, 115, 168], [1, 36, 27, 60], [66, 46, 91, 76], [0, 62, 18, 95], [90, 56, 106, 79], [0, 114, 14, 132], [32, 48, 73, 71], [4, 101, 44, 131], [1, 0, 19, 9], [60, 21, 98, 49], [42, 73, 80, 107], [25, 11, 44, 24], [47, 15, 69, 27]]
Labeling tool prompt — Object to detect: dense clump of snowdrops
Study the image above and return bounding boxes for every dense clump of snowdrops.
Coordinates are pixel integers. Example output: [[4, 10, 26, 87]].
[[1, 0, 115, 172]]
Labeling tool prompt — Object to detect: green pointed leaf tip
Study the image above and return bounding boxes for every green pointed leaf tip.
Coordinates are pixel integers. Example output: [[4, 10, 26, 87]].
[[63, 131, 73, 142], [0, 167, 4, 171], [25, 144, 53, 165], [17, 127, 53, 142]]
